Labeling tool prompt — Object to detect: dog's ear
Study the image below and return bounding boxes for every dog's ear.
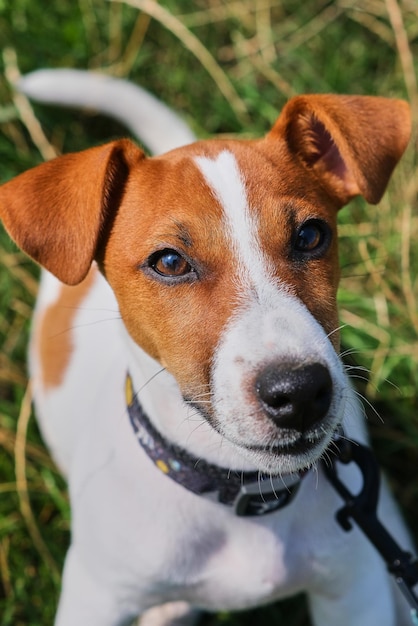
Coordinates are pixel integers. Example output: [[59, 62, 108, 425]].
[[270, 94, 411, 206], [0, 139, 144, 285]]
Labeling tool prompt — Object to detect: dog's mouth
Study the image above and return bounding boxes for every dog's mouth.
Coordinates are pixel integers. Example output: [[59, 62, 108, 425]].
[[236, 423, 337, 472], [245, 433, 324, 457], [185, 397, 339, 473]]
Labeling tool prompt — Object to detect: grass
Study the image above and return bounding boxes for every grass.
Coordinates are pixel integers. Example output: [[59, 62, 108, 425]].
[[0, 0, 417, 624]]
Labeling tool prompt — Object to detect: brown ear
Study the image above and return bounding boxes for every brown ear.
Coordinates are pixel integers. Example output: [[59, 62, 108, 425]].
[[269, 94, 411, 206], [0, 139, 144, 284]]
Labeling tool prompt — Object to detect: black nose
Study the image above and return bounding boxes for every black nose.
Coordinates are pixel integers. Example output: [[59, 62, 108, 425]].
[[255, 362, 333, 433]]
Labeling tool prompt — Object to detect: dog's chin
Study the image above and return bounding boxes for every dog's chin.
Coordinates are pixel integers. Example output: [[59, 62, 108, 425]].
[[227, 426, 338, 475]]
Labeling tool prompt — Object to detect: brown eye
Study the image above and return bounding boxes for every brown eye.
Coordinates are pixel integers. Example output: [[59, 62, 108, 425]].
[[294, 219, 330, 256], [151, 249, 192, 277]]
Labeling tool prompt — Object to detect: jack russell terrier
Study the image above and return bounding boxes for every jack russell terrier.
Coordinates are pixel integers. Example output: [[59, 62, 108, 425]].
[[0, 70, 414, 625]]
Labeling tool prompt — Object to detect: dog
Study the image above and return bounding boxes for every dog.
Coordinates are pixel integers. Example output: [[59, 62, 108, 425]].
[[0, 70, 414, 626]]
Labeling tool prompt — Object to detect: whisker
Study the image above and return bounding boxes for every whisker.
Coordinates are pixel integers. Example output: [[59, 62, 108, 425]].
[[134, 367, 166, 398], [47, 316, 123, 339], [347, 373, 371, 385], [339, 347, 361, 359], [352, 390, 384, 424], [185, 419, 213, 446], [325, 324, 347, 341]]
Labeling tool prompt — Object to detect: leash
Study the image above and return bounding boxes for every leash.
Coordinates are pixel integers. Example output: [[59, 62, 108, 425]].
[[323, 433, 418, 623]]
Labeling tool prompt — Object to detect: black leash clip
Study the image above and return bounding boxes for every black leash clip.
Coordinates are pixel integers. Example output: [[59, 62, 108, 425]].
[[323, 435, 418, 622]]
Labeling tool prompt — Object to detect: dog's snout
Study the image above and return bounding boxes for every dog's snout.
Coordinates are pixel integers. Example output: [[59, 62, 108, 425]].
[[255, 362, 333, 433]]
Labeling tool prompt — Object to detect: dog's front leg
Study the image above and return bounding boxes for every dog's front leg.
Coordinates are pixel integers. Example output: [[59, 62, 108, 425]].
[[55, 546, 200, 626], [55, 546, 140, 626]]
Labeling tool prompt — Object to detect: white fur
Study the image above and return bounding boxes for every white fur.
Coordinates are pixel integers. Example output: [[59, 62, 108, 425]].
[[195, 150, 272, 290], [19, 69, 196, 155], [22, 71, 414, 626]]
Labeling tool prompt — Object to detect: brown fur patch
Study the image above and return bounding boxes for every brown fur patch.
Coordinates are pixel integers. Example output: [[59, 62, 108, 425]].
[[37, 267, 97, 389]]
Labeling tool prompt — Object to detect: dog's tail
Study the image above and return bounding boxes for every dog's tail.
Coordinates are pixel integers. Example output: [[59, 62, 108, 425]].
[[18, 69, 196, 155]]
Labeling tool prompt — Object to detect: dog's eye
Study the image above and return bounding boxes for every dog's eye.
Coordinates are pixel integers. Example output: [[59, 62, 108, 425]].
[[149, 249, 193, 278], [294, 220, 330, 255]]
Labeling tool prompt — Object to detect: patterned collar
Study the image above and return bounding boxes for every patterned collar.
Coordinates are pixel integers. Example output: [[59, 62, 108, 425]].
[[125, 374, 303, 516]]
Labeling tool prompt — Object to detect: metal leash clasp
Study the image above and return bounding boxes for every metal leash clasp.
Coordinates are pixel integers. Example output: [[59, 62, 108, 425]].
[[233, 473, 302, 517], [323, 433, 418, 623]]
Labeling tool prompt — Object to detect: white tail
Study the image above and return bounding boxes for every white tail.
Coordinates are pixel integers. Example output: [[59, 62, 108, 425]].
[[18, 69, 196, 155]]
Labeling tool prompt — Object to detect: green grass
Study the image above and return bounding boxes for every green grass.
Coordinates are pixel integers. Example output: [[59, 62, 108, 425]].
[[0, 1, 417, 624]]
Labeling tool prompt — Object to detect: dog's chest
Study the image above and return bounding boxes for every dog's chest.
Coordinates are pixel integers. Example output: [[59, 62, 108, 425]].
[[134, 502, 301, 612], [179, 519, 298, 610]]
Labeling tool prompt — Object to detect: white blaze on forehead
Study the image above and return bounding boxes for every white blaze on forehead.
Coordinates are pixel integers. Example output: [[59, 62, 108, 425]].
[[194, 150, 274, 290]]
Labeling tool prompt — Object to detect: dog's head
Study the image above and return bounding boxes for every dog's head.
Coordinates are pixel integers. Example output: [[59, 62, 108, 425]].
[[0, 95, 410, 474]]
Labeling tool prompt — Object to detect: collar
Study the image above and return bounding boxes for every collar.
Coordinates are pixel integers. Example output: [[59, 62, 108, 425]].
[[125, 374, 303, 517]]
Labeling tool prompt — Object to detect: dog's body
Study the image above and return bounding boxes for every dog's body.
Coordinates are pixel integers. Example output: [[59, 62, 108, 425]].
[[0, 71, 414, 625]]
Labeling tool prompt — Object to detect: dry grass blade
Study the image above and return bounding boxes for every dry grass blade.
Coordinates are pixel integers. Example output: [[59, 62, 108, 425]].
[[0, 538, 12, 598], [107, 12, 152, 75], [0, 417, 57, 467], [2, 48, 58, 161], [385, 0, 418, 109], [400, 202, 418, 332], [341, 0, 395, 46], [229, 30, 294, 98], [107, 0, 250, 125], [279, 3, 345, 52], [179, 0, 269, 28], [14, 383, 61, 583], [0, 250, 39, 297], [0, 358, 27, 386], [255, 0, 275, 65]]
